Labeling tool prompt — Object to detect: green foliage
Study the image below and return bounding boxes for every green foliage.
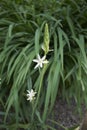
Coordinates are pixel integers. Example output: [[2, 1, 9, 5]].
[[0, 0, 87, 129]]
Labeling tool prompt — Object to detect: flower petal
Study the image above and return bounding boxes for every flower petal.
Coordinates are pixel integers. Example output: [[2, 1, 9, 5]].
[[34, 63, 40, 69], [42, 55, 46, 60], [33, 59, 39, 63], [39, 63, 43, 68], [37, 54, 41, 60], [41, 44, 45, 51]]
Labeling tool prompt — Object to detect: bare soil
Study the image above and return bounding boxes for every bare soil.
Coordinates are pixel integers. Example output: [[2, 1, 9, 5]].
[[48, 97, 86, 130]]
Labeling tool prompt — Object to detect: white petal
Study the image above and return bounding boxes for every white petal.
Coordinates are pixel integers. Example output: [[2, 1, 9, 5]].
[[39, 63, 43, 68], [33, 59, 39, 63], [34, 63, 40, 69], [42, 55, 46, 60], [41, 45, 45, 51], [27, 94, 30, 96], [27, 90, 30, 93], [37, 54, 41, 60], [27, 97, 30, 100], [31, 89, 33, 92]]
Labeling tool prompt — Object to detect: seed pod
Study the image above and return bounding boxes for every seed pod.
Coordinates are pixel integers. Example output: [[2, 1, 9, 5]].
[[43, 23, 50, 55]]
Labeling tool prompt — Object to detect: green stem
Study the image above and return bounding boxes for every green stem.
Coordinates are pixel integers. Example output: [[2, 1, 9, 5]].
[[32, 65, 47, 118]]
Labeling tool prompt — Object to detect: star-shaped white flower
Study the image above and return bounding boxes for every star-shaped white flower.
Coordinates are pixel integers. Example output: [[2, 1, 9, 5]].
[[26, 89, 37, 102], [33, 54, 49, 69]]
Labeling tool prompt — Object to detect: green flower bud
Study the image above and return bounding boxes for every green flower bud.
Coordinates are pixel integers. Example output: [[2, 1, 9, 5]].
[[43, 23, 50, 55]]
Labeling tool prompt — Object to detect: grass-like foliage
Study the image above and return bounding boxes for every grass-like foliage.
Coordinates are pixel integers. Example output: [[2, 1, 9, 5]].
[[0, 0, 87, 129]]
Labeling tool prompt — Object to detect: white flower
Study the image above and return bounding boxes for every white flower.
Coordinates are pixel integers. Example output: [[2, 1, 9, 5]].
[[26, 89, 37, 102], [33, 54, 49, 69]]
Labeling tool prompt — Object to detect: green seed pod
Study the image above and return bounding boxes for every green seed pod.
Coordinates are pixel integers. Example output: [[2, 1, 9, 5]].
[[43, 23, 50, 55]]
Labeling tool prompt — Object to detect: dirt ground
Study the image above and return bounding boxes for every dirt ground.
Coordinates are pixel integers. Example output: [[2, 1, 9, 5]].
[[48, 97, 87, 130]]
